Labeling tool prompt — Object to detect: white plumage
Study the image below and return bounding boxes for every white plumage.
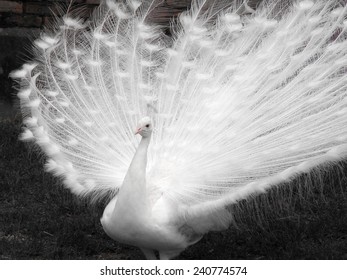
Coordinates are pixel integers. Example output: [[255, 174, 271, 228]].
[[11, 0, 347, 259]]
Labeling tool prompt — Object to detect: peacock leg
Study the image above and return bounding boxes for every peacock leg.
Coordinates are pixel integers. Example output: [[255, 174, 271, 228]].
[[159, 250, 182, 260], [140, 248, 157, 260]]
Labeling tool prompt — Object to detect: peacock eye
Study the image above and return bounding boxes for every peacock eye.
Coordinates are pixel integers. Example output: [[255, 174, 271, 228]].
[[145, 124, 150, 128]]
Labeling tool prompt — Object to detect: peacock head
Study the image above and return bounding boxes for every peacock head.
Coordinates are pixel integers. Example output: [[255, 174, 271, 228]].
[[135, 117, 152, 138]]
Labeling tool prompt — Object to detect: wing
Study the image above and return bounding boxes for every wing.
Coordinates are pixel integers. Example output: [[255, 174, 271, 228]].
[[147, 0, 347, 216]]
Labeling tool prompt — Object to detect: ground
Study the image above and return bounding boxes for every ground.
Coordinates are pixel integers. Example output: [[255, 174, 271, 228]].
[[0, 113, 347, 260]]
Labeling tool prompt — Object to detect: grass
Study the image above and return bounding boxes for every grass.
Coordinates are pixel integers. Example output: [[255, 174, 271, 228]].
[[0, 113, 347, 260]]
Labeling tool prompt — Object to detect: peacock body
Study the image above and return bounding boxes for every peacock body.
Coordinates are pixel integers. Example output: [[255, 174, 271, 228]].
[[10, 0, 347, 259]]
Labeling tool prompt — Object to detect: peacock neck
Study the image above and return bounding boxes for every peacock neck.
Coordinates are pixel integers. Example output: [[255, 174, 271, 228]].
[[130, 135, 151, 180], [113, 134, 151, 219]]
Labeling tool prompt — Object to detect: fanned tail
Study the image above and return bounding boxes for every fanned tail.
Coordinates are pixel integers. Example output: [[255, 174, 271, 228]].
[[10, 0, 347, 228], [144, 0, 347, 228], [10, 0, 168, 201]]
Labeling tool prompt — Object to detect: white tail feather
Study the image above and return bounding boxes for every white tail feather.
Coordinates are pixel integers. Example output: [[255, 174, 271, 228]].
[[10, 0, 347, 258]]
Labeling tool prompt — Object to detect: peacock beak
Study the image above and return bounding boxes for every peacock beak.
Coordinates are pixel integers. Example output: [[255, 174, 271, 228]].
[[135, 128, 142, 135]]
